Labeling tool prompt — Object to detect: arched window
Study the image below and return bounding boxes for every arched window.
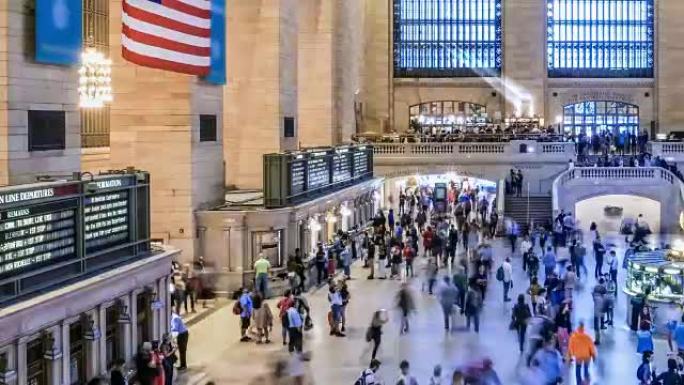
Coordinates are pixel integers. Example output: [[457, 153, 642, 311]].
[[547, 0, 654, 78], [409, 101, 487, 134], [393, 0, 502, 77], [563, 101, 639, 136]]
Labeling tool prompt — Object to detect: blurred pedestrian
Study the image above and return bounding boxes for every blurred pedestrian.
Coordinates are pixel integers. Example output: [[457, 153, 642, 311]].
[[568, 322, 597, 385]]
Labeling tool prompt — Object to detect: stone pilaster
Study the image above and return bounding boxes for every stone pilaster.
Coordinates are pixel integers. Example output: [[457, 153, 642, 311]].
[[224, 0, 299, 189], [14, 338, 25, 385]]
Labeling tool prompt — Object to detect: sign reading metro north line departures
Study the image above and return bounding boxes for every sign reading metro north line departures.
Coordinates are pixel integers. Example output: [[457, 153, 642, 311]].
[[0, 172, 151, 305]]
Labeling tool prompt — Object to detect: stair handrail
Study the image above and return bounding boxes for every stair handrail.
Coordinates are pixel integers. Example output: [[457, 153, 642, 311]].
[[552, 166, 684, 218]]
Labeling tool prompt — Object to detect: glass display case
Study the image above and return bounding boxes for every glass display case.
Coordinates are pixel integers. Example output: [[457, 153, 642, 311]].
[[625, 250, 684, 302]]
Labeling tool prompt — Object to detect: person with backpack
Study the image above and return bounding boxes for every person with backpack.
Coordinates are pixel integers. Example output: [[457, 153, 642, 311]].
[[355, 359, 382, 385], [511, 294, 532, 353], [236, 288, 253, 342], [636, 350, 655, 385], [276, 290, 294, 346], [497, 257, 513, 302], [465, 280, 483, 333]]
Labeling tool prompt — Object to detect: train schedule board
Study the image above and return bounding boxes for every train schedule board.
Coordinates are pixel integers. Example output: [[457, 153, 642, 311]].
[[0, 172, 151, 305], [264, 145, 374, 208]]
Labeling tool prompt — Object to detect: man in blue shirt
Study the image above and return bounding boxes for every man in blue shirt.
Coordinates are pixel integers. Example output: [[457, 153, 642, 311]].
[[543, 246, 557, 279], [286, 305, 304, 353], [170, 310, 189, 370], [532, 338, 563, 385], [239, 288, 253, 342]]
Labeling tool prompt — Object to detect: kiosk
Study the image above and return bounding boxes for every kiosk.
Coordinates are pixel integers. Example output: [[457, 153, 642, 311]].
[[624, 249, 684, 333]]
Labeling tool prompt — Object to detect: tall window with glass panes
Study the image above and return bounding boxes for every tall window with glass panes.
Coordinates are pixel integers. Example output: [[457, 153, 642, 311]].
[[393, 0, 502, 77], [81, 0, 110, 148], [547, 0, 654, 78]]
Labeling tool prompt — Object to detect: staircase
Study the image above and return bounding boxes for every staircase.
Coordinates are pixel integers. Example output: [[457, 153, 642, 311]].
[[504, 195, 553, 233]]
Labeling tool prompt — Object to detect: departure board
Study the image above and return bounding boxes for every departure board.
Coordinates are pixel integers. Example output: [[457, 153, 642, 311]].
[[332, 151, 352, 183], [353, 149, 370, 178], [264, 145, 373, 208], [288, 158, 306, 196], [0, 200, 78, 277], [0, 172, 151, 305], [307, 155, 330, 189]]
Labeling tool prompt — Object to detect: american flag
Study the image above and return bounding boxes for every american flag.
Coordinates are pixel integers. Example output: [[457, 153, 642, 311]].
[[122, 0, 211, 76]]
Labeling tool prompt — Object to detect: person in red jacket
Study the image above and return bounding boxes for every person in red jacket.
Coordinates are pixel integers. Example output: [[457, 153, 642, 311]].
[[422, 226, 434, 258]]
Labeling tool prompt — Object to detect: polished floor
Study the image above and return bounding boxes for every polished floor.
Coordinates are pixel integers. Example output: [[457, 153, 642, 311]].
[[179, 234, 678, 385]]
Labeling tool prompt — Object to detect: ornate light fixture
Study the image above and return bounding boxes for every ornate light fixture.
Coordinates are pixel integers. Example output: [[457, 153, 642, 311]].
[[78, 48, 112, 108]]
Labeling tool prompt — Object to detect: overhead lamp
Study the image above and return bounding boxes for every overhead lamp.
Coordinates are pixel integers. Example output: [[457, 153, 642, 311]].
[[78, 48, 113, 108]]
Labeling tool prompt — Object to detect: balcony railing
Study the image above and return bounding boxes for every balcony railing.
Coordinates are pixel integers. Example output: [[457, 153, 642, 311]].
[[372, 141, 575, 163]]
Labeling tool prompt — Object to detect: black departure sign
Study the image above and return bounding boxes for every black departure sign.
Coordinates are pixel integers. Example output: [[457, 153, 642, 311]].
[[353, 147, 370, 178], [307, 154, 330, 189], [288, 158, 306, 196], [264, 145, 373, 208], [0, 201, 78, 277], [332, 150, 352, 183], [0, 172, 151, 305]]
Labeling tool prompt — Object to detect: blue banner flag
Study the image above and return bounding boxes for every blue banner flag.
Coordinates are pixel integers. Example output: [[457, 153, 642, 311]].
[[203, 0, 226, 85], [35, 0, 82, 65]]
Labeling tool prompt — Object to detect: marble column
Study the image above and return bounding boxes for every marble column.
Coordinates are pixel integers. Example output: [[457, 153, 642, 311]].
[[120, 296, 133, 361], [15, 338, 26, 385], [97, 306, 107, 375], [0, 344, 18, 385], [129, 291, 138, 356], [43, 327, 63, 385], [60, 321, 71, 385], [84, 313, 100, 380]]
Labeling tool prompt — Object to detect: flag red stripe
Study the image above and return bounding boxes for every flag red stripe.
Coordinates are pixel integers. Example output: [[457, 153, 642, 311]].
[[123, 2, 210, 38], [122, 46, 209, 76], [161, 0, 211, 19], [122, 25, 210, 56]]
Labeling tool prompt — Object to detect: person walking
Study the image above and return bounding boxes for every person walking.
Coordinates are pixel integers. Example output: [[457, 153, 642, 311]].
[[253, 253, 271, 297], [341, 240, 353, 279], [568, 322, 597, 385], [426, 257, 439, 294], [253, 294, 273, 344], [315, 244, 327, 285], [654, 358, 682, 385], [542, 246, 556, 279], [563, 265, 577, 302], [636, 351, 655, 385], [365, 310, 387, 361], [238, 288, 254, 342], [276, 290, 294, 346], [403, 243, 415, 278], [328, 283, 346, 337], [286, 302, 304, 353], [465, 280, 483, 333], [499, 257, 513, 302], [531, 336, 564, 385], [396, 360, 419, 385], [592, 278, 608, 345], [593, 236, 606, 278], [607, 250, 618, 284], [169, 310, 189, 371], [367, 235, 377, 279], [511, 294, 532, 353], [555, 302, 572, 356], [355, 359, 382, 385], [438, 276, 459, 331], [396, 283, 415, 334]]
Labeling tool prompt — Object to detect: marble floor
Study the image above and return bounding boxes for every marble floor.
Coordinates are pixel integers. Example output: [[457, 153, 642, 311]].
[[178, 234, 680, 385]]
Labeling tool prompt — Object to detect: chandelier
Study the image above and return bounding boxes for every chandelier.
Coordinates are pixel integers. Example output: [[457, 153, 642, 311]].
[[78, 49, 112, 108]]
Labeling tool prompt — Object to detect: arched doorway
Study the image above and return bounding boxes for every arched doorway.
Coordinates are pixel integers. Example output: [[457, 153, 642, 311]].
[[409, 101, 487, 135], [574, 194, 660, 235], [563, 100, 639, 137]]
